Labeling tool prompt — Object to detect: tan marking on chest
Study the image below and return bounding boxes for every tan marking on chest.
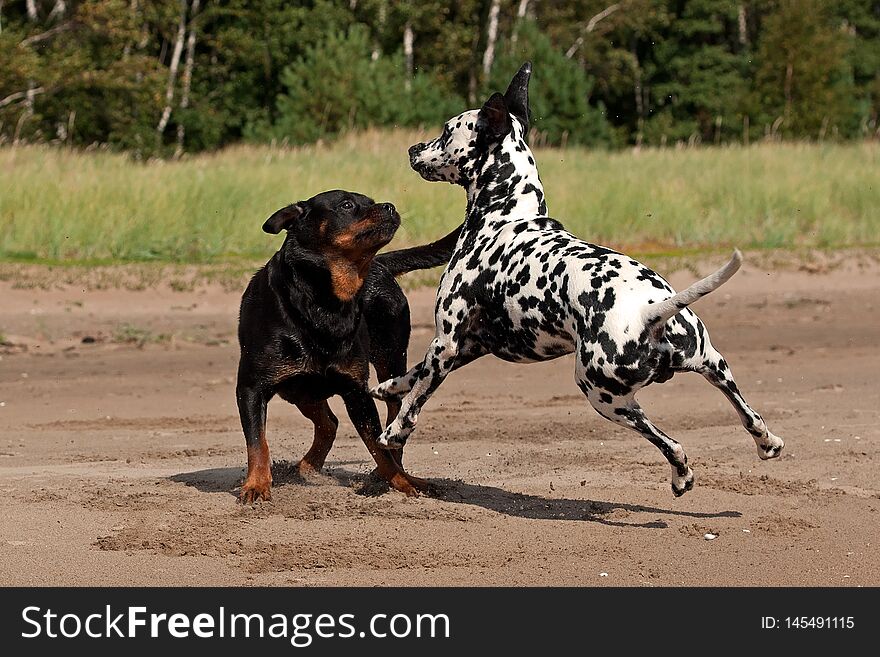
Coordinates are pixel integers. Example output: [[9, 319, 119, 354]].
[[326, 255, 369, 301]]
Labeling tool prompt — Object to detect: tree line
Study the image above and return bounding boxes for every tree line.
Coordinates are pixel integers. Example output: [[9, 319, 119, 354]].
[[1, 0, 878, 157]]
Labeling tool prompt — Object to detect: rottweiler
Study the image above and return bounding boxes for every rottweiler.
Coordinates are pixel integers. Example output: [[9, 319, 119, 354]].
[[236, 189, 459, 503]]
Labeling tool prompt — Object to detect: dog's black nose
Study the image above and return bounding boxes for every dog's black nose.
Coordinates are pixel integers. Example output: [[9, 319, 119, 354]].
[[380, 202, 396, 215], [408, 143, 425, 158]]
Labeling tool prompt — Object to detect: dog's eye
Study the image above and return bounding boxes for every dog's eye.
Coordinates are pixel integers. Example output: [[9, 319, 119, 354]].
[[340, 201, 355, 211]]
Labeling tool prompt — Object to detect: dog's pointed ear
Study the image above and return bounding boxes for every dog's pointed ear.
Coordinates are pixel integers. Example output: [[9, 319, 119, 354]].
[[477, 92, 512, 142], [504, 61, 532, 134], [262, 203, 307, 234]]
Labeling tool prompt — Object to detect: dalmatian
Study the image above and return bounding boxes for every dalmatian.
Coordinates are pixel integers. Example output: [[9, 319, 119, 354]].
[[371, 62, 784, 496]]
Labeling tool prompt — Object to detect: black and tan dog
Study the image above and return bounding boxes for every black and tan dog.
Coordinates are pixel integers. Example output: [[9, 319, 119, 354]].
[[236, 190, 459, 503]]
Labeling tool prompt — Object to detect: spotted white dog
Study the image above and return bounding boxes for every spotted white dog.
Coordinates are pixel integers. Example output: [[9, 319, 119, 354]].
[[372, 62, 784, 496]]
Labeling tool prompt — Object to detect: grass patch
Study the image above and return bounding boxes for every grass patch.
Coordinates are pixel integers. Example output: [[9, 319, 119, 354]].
[[0, 262, 258, 291], [111, 324, 171, 347], [1, 131, 878, 263]]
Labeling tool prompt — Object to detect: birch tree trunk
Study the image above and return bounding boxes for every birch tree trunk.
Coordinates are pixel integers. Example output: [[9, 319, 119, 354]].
[[175, 0, 201, 157], [136, 0, 149, 50], [19, 22, 71, 47], [783, 60, 793, 126], [403, 21, 413, 91], [26, 0, 37, 21], [156, 0, 188, 139], [48, 0, 66, 22], [0, 86, 45, 109], [372, 0, 385, 61], [482, 0, 501, 80], [26, 83, 37, 112], [511, 0, 530, 45], [566, 4, 620, 59], [632, 41, 643, 147], [738, 4, 748, 46], [468, 52, 478, 104], [13, 82, 37, 144], [123, 0, 136, 57]]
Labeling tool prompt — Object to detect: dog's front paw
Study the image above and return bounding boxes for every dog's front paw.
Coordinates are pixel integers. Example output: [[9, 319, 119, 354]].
[[377, 431, 405, 450], [370, 384, 393, 400], [377, 424, 408, 450], [239, 474, 272, 504], [371, 373, 416, 401], [756, 432, 784, 460], [370, 381, 403, 401], [671, 466, 695, 497]]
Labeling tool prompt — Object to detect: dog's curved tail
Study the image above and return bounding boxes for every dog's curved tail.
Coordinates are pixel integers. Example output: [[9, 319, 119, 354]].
[[642, 250, 742, 328], [375, 224, 463, 277]]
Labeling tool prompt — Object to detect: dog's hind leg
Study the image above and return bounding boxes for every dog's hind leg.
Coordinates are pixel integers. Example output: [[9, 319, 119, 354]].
[[294, 400, 339, 477], [588, 391, 694, 497], [576, 353, 693, 496], [696, 346, 784, 460]]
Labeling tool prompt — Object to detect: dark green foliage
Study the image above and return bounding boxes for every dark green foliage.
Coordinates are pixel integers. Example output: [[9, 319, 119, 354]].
[[750, 0, 860, 140], [490, 20, 614, 147], [645, 0, 750, 144], [832, 0, 880, 135], [1, 0, 878, 154], [0, 0, 167, 156], [251, 25, 462, 144]]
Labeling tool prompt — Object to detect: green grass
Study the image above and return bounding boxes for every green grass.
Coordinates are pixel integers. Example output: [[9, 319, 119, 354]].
[[1, 130, 877, 263], [111, 324, 171, 347]]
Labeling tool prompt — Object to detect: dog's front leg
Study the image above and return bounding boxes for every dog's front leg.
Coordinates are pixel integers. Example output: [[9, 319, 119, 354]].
[[342, 390, 430, 496], [236, 385, 272, 503], [377, 336, 460, 449], [370, 362, 423, 401]]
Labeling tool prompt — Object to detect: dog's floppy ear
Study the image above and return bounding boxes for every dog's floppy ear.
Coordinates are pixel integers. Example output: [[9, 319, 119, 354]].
[[262, 203, 307, 234], [504, 61, 532, 134], [477, 92, 512, 142]]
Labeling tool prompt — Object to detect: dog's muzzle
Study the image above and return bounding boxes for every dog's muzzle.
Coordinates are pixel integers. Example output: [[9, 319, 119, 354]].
[[361, 203, 400, 243], [408, 143, 428, 168], [380, 202, 401, 228]]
